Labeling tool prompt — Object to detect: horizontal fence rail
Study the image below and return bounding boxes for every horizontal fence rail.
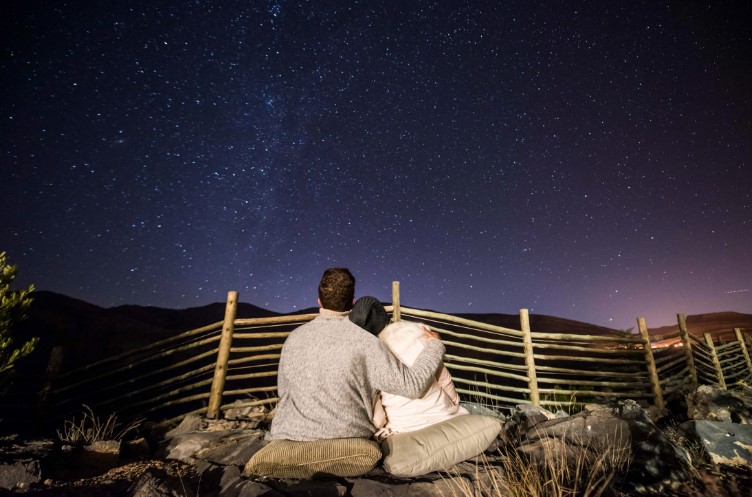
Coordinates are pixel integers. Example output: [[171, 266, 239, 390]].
[[43, 286, 752, 429], [44, 320, 227, 427], [398, 307, 532, 408]]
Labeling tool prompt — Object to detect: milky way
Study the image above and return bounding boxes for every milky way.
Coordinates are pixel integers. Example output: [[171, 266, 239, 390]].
[[2, 1, 750, 330]]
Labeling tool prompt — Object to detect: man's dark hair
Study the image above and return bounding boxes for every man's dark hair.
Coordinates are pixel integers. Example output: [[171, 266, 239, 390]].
[[318, 268, 355, 312]]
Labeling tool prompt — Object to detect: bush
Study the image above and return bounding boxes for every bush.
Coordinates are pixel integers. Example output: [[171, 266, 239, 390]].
[[0, 251, 37, 393]]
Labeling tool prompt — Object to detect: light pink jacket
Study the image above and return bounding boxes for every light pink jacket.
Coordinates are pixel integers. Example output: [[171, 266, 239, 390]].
[[373, 321, 469, 439]]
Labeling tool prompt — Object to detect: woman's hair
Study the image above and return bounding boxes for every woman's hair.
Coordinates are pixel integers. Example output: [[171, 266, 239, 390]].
[[350, 296, 390, 335]]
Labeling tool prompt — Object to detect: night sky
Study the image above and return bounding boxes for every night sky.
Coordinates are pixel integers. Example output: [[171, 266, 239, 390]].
[[2, 1, 750, 330]]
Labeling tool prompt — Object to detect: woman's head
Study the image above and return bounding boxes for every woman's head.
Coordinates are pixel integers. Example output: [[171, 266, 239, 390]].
[[378, 320, 431, 366], [350, 296, 390, 335]]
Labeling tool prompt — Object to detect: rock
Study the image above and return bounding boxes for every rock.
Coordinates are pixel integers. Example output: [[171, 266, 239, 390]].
[[221, 478, 283, 497], [515, 400, 693, 492], [87, 439, 122, 455], [524, 403, 632, 449], [215, 465, 252, 497], [451, 459, 505, 495], [58, 439, 122, 476], [162, 416, 267, 464], [223, 401, 269, 426], [193, 431, 266, 466], [219, 465, 282, 497], [404, 476, 471, 496], [644, 404, 666, 423], [734, 380, 752, 401], [347, 478, 406, 496], [164, 430, 243, 462], [686, 385, 752, 423], [515, 404, 556, 424], [267, 478, 349, 496], [517, 436, 587, 464], [502, 404, 555, 445], [166, 414, 205, 437], [125, 436, 152, 459], [129, 467, 194, 497], [193, 459, 225, 488], [229, 469, 477, 497], [0, 459, 41, 490], [681, 420, 752, 468], [460, 402, 505, 419]]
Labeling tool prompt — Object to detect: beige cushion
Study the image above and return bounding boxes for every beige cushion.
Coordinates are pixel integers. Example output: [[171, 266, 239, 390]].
[[381, 414, 502, 477], [243, 438, 381, 479]]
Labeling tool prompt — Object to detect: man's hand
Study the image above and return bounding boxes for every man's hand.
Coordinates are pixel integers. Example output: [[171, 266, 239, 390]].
[[420, 324, 440, 341]]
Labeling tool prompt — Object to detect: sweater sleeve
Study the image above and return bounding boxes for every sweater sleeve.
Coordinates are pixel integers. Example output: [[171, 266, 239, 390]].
[[368, 338, 445, 399]]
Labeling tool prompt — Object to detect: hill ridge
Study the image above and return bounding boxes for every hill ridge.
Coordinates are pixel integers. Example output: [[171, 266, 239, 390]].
[[14, 291, 752, 372]]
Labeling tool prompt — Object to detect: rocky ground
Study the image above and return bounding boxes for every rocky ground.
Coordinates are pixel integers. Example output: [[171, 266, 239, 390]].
[[3, 443, 751, 497], [2, 385, 752, 497]]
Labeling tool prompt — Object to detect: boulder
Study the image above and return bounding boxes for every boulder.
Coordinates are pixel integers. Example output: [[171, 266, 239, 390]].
[[0, 459, 41, 490], [0, 436, 52, 490], [219, 478, 282, 497], [193, 431, 266, 467], [686, 384, 752, 423], [515, 400, 693, 492], [681, 420, 752, 468], [129, 467, 195, 497], [162, 416, 266, 463], [502, 404, 555, 445], [223, 401, 269, 426], [124, 436, 152, 459]]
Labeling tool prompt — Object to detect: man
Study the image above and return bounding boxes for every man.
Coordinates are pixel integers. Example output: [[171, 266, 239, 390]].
[[267, 268, 445, 441]]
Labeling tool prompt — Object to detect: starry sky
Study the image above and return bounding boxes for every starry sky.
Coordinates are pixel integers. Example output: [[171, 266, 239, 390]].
[[2, 1, 750, 330]]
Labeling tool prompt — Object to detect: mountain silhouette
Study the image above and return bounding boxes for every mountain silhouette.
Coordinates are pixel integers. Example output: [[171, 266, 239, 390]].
[[10, 292, 752, 373]]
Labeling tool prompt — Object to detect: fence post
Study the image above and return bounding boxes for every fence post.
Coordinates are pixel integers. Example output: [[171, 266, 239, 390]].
[[704, 332, 727, 389], [392, 281, 401, 322], [207, 291, 238, 419], [637, 317, 665, 411], [735, 328, 752, 378], [677, 314, 698, 389], [520, 309, 539, 406]]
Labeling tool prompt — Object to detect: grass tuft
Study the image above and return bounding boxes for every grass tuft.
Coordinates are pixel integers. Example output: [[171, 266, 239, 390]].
[[448, 428, 631, 497], [57, 404, 142, 447]]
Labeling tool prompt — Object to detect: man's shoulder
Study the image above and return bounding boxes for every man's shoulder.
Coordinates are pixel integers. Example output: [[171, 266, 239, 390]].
[[292, 315, 378, 338]]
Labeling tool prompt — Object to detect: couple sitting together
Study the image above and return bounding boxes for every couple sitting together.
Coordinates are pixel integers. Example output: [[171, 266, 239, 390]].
[[245, 268, 501, 479]]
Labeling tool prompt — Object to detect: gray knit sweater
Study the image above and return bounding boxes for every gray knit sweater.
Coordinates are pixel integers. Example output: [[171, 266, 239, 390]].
[[267, 310, 446, 441]]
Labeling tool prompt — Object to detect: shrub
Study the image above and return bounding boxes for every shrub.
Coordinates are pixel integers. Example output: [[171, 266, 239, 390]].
[[0, 251, 37, 394]]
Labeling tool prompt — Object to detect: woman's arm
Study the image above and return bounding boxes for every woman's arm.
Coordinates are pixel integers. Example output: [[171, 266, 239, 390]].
[[436, 366, 461, 406]]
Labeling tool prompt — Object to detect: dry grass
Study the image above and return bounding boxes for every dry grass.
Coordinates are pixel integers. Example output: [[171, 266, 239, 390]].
[[57, 405, 142, 447], [445, 429, 631, 497], [660, 420, 704, 469]]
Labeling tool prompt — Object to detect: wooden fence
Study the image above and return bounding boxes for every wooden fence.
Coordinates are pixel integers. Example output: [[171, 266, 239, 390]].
[[45, 284, 752, 427]]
